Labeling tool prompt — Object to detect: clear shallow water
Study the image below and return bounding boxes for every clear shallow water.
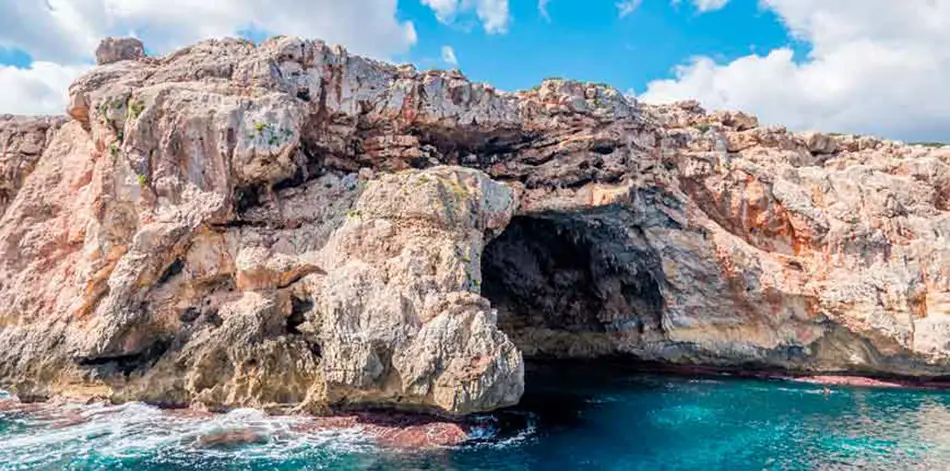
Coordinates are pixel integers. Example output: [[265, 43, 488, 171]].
[[4, 362, 950, 470]]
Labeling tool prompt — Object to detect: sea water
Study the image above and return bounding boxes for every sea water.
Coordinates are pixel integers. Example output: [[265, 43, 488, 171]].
[[3, 361, 950, 470]]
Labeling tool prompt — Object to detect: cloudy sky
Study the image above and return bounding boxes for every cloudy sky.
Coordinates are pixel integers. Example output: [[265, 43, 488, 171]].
[[1, 0, 948, 141]]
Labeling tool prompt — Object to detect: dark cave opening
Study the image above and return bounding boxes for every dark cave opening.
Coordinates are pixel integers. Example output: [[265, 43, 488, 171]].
[[287, 296, 313, 335], [76, 337, 172, 377], [480, 212, 666, 358]]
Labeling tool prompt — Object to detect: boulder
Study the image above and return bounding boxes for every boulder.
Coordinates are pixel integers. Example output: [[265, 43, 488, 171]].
[[95, 37, 146, 65]]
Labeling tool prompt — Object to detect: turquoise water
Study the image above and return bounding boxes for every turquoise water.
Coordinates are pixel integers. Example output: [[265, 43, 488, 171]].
[[4, 361, 950, 470]]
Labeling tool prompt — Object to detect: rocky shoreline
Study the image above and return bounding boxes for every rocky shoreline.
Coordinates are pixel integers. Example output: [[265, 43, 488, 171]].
[[2, 35, 950, 417], [0, 393, 475, 449], [5, 360, 950, 451], [662, 366, 950, 390]]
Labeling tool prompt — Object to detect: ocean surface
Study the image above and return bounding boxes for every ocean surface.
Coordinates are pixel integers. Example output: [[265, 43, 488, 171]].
[[3, 361, 950, 470]]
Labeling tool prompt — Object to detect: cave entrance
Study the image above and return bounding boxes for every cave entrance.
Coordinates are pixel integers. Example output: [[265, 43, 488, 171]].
[[480, 211, 666, 358]]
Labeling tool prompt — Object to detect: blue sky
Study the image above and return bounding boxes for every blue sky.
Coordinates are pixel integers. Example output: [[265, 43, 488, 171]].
[[0, 0, 948, 141], [396, 0, 803, 95], [0, 48, 32, 68]]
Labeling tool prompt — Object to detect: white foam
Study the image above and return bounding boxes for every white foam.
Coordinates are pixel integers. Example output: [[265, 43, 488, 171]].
[[463, 412, 538, 450], [0, 398, 379, 468]]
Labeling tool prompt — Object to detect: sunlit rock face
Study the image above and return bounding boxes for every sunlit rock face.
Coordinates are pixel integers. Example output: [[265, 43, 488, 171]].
[[1, 35, 950, 416], [0, 115, 67, 216]]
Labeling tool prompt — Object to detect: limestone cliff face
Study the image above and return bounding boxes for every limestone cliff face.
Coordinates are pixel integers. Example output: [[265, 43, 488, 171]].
[[1, 36, 950, 415], [0, 115, 67, 216]]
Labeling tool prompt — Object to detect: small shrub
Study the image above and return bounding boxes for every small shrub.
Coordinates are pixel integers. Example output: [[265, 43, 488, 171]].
[[136, 174, 149, 187], [250, 122, 289, 146], [413, 175, 430, 187], [346, 209, 362, 218], [694, 124, 711, 133], [463, 267, 481, 290], [98, 99, 124, 117], [128, 100, 145, 119]]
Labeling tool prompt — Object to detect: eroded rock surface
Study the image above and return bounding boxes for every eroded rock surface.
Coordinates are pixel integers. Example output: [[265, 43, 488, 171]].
[[0, 115, 67, 215], [1, 36, 950, 415], [95, 37, 146, 65]]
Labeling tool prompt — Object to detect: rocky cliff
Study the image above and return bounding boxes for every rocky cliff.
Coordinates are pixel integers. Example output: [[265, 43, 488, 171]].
[[1, 36, 949, 416]]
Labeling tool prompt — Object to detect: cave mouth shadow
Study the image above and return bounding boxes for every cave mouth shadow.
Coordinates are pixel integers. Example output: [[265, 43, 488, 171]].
[[481, 358, 677, 440], [480, 211, 666, 358]]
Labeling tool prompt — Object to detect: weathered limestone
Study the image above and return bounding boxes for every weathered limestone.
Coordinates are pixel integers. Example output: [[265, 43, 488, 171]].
[[0, 115, 67, 215], [95, 37, 146, 65], [1, 36, 950, 416]]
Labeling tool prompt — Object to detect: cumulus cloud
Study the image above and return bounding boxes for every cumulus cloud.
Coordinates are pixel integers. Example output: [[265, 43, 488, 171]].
[[0, 61, 90, 115], [616, 0, 643, 19], [0, 0, 419, 115], [441, 45, 459, 66], [420, 0, 460, 25], [0, 0, 417, 63], [642, 0, 950, 141], [422, 0, 511, 34]]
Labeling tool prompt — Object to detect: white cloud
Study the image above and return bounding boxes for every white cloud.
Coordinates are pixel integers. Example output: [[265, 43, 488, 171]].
[[0, 61, 91, 116], [538, 0, 551, 22], [693, 0, 729, 12], [671, 0, 729, 13], [642, 0, 950, 141], [421, 0, 459, 24], [0, 0, 419, 115], [0, 0, 417, 63], [475, 0, 510, 33], [616, 0, 643, 19], [421, 0, 511, 34], [441, 45, 459, 67]]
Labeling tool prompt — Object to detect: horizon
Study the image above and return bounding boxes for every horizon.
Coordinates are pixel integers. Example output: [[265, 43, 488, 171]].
[[1, 1, 948, 142]]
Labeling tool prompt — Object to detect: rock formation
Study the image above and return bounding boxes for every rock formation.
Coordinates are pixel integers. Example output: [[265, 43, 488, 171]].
[[1, 36, 950, 416], [0, 115, 67, 216]]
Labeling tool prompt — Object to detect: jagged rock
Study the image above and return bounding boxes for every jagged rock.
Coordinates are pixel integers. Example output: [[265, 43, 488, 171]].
[[714, 110, 759, 131], [95, 37, 146, 65], [801, 131, 837, 154], [0, 115, 67, 215], [2, 35, 950, 416]]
